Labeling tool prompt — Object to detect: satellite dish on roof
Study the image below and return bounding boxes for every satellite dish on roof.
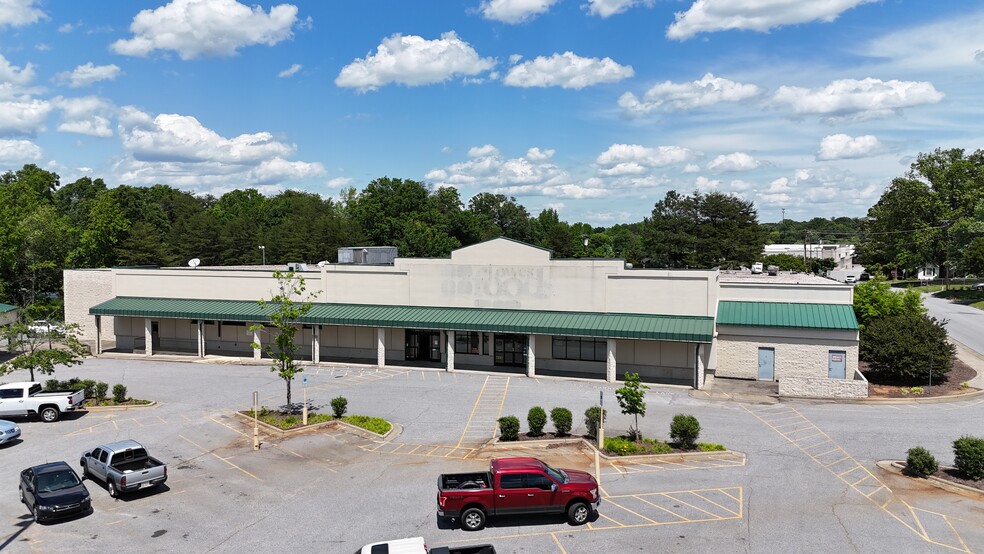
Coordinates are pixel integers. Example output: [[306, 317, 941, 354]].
[[317, 260, 329, 267], [188, 258, 201, 269]]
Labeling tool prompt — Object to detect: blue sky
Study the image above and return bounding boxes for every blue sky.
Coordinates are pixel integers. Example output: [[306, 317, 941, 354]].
[[1, 0, 983, 226]]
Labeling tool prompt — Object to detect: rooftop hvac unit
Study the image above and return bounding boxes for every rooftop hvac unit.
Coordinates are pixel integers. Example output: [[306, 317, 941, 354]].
[[337, 246, 397, 265], [287, 262, 309, 271]]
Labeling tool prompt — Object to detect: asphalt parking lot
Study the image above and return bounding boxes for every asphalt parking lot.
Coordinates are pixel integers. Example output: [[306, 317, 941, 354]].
[[1, 357, 983, 553]]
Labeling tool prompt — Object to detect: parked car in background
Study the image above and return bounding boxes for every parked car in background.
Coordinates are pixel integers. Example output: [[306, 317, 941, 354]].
[[845, 275, 857, 284], [80, 440, 167, 497], [751, 262, 763, 274], [0, 419, 21, 445], [19, 461, 91, 523], [356, 537, 496, 554], [859, 273, 871, 282], [972, 282, 984, 291], [27, 320, 66, 337], [0, 381, 85, 422]]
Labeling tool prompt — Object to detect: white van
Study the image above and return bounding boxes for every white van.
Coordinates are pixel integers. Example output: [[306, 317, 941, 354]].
[[751, 262, 763, 274], [358, 537, 427, 554]]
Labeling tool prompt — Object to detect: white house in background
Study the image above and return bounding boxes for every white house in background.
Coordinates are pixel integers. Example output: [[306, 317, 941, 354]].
[[917, 263, 940, 281], [762, 243, 855, 270], [63, 238, 865, 399]]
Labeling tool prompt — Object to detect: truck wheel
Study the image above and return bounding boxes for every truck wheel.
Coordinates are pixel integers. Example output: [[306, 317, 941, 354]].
[[40, 406, 60, 422], [108, 480, 118, 498], [461, 507, 486, 531], [567, 501, 590, 525]]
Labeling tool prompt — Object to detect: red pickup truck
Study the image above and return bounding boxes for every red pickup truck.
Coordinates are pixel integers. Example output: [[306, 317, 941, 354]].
[[437, 457, 600, 531]]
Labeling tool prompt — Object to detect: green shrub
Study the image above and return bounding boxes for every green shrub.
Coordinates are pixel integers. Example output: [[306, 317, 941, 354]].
[[643, 438, 673, 454], [527, 406, 547, 437], [860, 314, 955, 383], [905, 446, 938, 477], [112, 384, 127, 403], [95, 382, 109, 401], [43, 379, 61, 391], [307, 413, 333, 424], [698, 442, 726, 452], [670, 414, 701, 450], [605, 436, 639, 455], [342, 415, 391, 435], [330, 396, 348, 418], [953, 436, 984, 480], [550, 407, 573, 436], [584, 406, 607, 438], [80, 379, 97, 399], [498, 416, 520, 441]]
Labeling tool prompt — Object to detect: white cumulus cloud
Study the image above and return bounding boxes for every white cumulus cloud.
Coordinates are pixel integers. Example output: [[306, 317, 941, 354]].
[[586, 0, 653, 18], [596, 144, 695, 168], [114, 106, 324, 192], [480, 0, 559, 24], [278, 63, 302, 78], [667, 0, 876, 41], [504, 52, 633, 89], [0, 138, 42, 163], [0, 0, 47, 29], [772, 77, 944, 123], [0, 96, 50, 135], [336, 31, 495, 92], [618, 73, 761, 117], [56, 63, 121, 88], [111, 0, 299, 60], [0, 54, 36, 86], [707, 152, 760, 172], [816, 134, 887, 161], [52, 96, 116, 138], [865, 11, 984, 70], [427, 143, 591, 197]]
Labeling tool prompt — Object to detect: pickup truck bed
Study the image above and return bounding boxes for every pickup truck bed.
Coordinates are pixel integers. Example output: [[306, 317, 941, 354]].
[[438, 472, 491, 491], [81, 440, 167, 497]]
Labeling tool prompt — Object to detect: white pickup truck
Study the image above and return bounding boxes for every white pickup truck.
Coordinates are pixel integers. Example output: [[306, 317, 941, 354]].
[[80, 440, 168, 497], [0, 381, 85, 422]]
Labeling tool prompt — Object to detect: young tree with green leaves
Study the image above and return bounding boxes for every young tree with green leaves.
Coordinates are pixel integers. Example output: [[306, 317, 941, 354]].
[[250, 270, 315, 412], [615, 372, 649, 440], [852, 277, 924, 329], [0, 320, 90, 381]]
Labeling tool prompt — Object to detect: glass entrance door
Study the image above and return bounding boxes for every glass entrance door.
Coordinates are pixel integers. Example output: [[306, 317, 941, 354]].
[[494, 334, 527, 367], [405, 330, 442, 362]]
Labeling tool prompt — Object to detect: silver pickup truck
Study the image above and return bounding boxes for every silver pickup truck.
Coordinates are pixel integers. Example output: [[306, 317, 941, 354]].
[[0, 381, 86, 422], [80, 440, 167, 497]]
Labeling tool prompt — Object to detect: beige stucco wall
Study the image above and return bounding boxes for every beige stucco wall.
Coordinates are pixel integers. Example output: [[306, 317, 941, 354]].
[[64, 268, 115, 342], [0, 309, 17, 326], [714, 325, 859, 381], [719, 282, 852, 304], [780, 371, 868, 398]]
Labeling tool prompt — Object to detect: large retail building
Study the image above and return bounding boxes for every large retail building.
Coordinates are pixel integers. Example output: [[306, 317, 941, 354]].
[[64, 238, 865, 398]]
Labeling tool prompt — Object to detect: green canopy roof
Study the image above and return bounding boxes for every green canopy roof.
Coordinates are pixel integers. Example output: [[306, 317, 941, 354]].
[[90, 296, 714, 343], [0, 303, 17, 313], [717, 301, 858, 330]]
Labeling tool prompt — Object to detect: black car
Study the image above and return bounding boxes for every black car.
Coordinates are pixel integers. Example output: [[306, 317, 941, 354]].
[[19, 461, 91, 523]]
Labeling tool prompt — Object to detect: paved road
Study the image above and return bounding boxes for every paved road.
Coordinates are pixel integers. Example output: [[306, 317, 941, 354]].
[[1, 358, 982, 553], [924, 294, 984, 356]]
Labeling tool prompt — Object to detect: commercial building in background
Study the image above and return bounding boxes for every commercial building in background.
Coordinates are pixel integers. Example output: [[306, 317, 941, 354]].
[[64, 238, 864, 399], [762, 243, 855, 270]]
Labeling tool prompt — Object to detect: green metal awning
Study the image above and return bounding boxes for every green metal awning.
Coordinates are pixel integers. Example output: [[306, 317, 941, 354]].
[[0, 303, 16, 313], [89, 297, 714, 343], [717, 301, 858, 330]]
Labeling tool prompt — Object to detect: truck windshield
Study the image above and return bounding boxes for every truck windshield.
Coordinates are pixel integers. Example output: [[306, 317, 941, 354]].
[[542, 462, 567, 484], [37, 470, 81, 493]]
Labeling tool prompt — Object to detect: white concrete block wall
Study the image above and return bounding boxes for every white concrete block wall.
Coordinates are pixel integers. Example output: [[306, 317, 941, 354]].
[[63, 269, 115, 343], [715, 331, 858, 381], [780, 374, 868, 398]]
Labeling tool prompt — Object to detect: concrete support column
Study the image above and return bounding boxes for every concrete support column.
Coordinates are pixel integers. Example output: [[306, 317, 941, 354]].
[[197, 320, 205, 358], [526, 335, 536, 378], [144, 318, 153, 356], [376, 327, 386, 367], [94, 315, 103, 355], [695, 344, 706, 390], [313, 326, 320, 364], [253, 328, 261, 360], [606, 339, 617, 382], [446, 331, 455, 372]]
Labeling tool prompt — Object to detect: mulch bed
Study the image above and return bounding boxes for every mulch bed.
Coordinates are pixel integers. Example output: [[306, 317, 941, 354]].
[[515, 432, 581, 442], [903, 464, 984, 492], [863, 359, 979, 398]]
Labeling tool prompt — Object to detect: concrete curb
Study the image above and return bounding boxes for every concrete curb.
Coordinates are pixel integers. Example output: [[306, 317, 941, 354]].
[[231, 410, 398, 440], [82, 401, 158, 412], [485, 435, 743, 464], [877, 460, 984, 500]]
